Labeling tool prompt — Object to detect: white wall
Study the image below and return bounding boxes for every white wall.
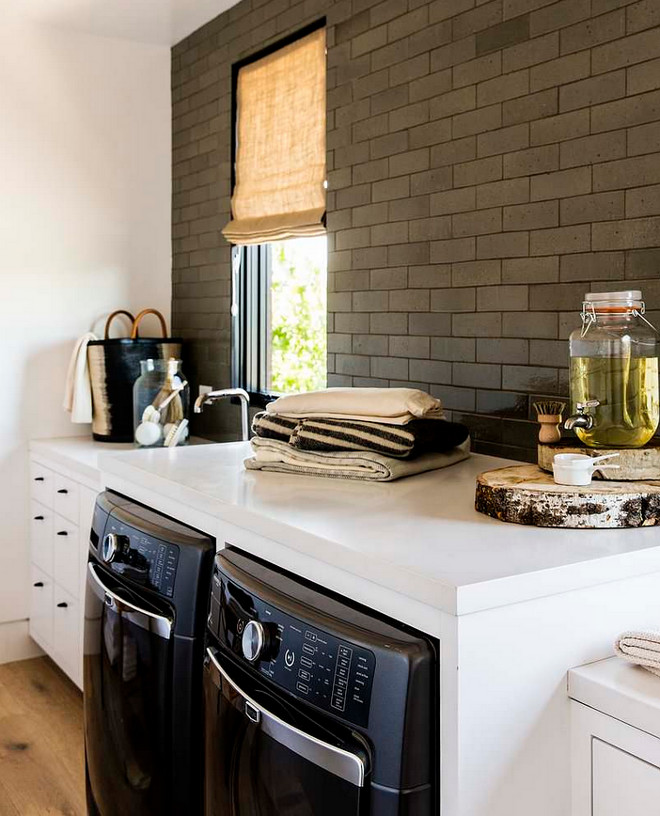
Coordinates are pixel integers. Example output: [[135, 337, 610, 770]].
[[0, 12, 171, 641]]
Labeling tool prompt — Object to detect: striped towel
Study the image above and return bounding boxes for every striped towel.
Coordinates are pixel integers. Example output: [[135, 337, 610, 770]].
[[252, 412, 469, 458]]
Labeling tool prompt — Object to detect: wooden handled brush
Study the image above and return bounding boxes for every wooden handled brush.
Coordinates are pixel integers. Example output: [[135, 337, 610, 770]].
[[533, 400, 566, 444]]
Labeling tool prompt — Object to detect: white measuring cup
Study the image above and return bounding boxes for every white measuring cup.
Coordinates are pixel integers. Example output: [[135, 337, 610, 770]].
[[552, 452, 620, 486]]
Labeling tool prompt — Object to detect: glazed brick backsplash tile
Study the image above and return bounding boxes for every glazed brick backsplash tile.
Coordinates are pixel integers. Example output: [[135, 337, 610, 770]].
[[172, 0, 660, 459]]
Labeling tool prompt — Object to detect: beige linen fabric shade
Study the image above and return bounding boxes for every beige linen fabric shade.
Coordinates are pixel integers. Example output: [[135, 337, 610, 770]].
[[222, 28, 327, 245]]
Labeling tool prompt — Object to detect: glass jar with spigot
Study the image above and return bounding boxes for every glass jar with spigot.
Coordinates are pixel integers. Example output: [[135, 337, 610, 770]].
[[566, 291, 659, 448]]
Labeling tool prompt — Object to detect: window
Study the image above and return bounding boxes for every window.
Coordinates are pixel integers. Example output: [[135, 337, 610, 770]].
[[225, 23, 327, 399], [233, 237, 327, 396]]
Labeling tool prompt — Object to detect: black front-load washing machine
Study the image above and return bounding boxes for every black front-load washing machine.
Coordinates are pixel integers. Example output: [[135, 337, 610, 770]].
[[204, 548, 438, 815], [84, 490, 214, 816]]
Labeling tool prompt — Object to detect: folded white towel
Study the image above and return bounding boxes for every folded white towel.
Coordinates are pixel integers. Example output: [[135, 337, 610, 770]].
[[615, 630, 660, 678], [245, 436, 470, 481], [62, 332, 97, 424], [266, 387, 444, 425]]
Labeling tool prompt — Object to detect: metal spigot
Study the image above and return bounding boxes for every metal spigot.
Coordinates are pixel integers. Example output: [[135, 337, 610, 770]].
[[193, 388, 250, 441], [564, 400, 600, 431]]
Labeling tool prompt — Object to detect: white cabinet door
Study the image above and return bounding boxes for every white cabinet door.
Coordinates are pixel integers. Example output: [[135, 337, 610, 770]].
[[593, 738, 660, 815], [53, 474, 80, 523], [29, 462, 54, 508], [29, 565, 53, 647], [572, 702, 660, 816], [52, 585, 81, 686], [30, 500, 54, 575], [52, 513, 79, 599]]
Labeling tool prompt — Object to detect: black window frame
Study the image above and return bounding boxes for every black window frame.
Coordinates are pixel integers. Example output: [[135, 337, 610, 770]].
[[229, 18, 327, 407]]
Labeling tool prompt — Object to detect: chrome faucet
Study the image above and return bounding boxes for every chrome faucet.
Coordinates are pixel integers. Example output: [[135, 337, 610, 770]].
[[193, 388, 250, 441], [564, 400, 600, 432]]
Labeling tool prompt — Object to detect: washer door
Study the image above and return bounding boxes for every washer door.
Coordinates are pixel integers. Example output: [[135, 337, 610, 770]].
[[84, 562, 174, 816], [204, 647, 369, 816]]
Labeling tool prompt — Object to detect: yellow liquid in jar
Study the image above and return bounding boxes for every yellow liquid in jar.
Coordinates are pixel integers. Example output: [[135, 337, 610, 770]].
[[570, 356, 659, 448]]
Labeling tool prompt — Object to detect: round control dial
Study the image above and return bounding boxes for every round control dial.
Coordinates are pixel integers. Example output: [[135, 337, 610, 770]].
[[242, 620, 265, 662], [101, 533, 128, 563]]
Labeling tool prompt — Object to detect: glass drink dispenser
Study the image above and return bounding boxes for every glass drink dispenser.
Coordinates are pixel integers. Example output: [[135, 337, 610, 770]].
[[566, 291, 659, 448]]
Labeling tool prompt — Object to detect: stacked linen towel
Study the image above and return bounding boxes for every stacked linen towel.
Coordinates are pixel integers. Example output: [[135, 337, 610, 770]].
[[245, 388, 471, 482], [245, 437, 470, 482], [615, 631, 660, 677], [264, 386, 445, 424]]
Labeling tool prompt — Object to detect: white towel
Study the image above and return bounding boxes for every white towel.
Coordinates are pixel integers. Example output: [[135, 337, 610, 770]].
[[615, 630, 660, 677], [62, 332, 97, 424], [266, 387, 444, 425], [245, 436, 470, 481]]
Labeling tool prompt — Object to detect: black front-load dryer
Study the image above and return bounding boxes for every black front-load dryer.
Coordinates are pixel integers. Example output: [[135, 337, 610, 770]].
[[204, 548, 438, 815], [84, 491, 215, 816]]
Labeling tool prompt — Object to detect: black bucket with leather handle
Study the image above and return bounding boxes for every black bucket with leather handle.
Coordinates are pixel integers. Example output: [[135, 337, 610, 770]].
[[87, 309, 183, 442]]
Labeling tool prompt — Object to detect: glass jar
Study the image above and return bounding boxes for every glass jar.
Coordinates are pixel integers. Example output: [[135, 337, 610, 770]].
[[133, 358, 190, 448], [568, 290, 659, 448]]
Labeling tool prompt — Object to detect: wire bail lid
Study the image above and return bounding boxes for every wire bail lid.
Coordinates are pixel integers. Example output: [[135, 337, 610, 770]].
[[580, 290, 657, 337]]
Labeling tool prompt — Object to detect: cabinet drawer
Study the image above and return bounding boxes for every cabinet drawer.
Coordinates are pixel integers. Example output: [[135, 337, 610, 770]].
[[52, 513, 79, 598], [53, 475, 79, 523], [29, 462, 54, 508], [30, 501, 53, 575], [29, 565, 53, 647], [53, 586, 80, 679]]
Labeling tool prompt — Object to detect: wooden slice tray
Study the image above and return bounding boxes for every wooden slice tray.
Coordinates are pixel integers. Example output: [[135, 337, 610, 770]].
[[476, 465, 660, 529], [538, 440, 660, 481]]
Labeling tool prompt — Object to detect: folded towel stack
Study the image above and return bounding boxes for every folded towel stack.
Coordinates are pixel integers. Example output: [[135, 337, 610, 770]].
[[245, 387, 470, 482], [615, 630, 660, 677]]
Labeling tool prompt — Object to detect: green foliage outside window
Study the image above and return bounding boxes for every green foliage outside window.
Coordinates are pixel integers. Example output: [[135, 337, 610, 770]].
[[269, 236, 327, 394]]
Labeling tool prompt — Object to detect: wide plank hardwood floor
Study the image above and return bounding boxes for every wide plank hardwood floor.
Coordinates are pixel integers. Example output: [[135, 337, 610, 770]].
[[0, 657, 84, 815]]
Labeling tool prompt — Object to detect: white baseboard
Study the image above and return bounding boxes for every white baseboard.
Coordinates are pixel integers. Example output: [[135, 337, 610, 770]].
[[0, 620, 43, 665]]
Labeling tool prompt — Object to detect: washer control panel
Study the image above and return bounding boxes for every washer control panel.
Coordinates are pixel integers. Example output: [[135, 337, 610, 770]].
[[99, 518, 179, 597], [209, 568, 376, 727]]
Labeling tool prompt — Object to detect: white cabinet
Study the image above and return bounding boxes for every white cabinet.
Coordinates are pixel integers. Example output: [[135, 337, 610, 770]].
[[592, 738, 660, 816], [30, 501, 53, 575], [29, 565, 53, 647], [28, 444, 103, 690], [570, 658, 660, 816], [52, 586, 80, 679], [53, 513, 79, 598], [29, 462, 54, 508], [53, 474, 80, 523]]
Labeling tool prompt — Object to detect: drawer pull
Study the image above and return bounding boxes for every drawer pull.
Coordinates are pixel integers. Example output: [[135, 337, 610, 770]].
[[57, 489, 68, 494], [33, 515, 44, 521], [56, 602, 68, 608], [56, 531, 68, 537], [33, 582, 44, 588], [34, 477, 45, 482]]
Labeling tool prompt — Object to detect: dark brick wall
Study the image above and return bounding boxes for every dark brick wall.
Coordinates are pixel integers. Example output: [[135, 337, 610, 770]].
[[172, 0, 660, 460]]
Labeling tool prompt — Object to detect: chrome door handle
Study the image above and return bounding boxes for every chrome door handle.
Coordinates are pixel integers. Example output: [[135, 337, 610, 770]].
[[205, 647, 366, 787], [87, 563, 173, 639]]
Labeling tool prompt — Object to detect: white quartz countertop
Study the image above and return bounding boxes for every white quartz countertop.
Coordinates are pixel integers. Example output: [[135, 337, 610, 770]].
[[97, 442, 660, 616], [30, 436, 135, 484]]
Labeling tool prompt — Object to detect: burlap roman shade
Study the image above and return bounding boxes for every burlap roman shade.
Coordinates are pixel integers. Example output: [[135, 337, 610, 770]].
[[222, 28, 327, 245]]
